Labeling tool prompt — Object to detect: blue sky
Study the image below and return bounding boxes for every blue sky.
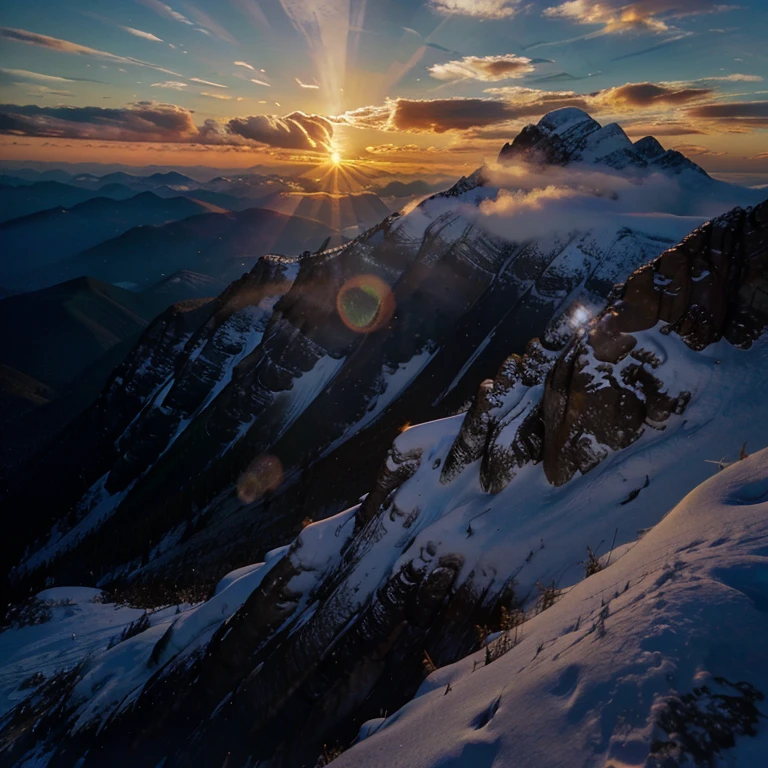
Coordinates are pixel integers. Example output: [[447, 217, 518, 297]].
[[0, 0, 766, 177]]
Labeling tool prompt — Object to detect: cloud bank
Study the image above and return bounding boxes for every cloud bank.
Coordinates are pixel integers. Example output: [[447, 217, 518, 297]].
[[459, 162, 718, 245], [0, 103, 335, 151], [334, 80, 724, 135]]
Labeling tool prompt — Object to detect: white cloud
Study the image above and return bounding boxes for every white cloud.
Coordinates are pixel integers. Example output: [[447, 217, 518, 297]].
[[151, 80, 188, 89], [120, 26, 164, 43], [543, 0, 739, 35], [428, 0, 521, 19], [189, 77, 227, 88], [429, 54, 535, 82], [0, 67, 76, 84]]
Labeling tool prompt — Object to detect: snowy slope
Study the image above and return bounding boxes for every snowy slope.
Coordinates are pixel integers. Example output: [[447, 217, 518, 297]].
[[1, 200, 765, 768], [339, 447, 768, 768]]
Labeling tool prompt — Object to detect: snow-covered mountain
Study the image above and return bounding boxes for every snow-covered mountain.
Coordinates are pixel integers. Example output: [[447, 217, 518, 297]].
[[2, 110, 763, 602], [499, 106, 704, 173], [1, 191, 766, 768]]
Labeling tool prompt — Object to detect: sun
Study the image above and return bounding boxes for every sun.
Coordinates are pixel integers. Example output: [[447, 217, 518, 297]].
[[330, 150, 341, 165]]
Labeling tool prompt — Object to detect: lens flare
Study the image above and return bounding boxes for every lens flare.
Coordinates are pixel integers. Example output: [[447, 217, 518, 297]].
[[336, 274, 395, 333], [330, 150, 341, 165], [568, 303, 592, 330], [237, 455, 283, 504]]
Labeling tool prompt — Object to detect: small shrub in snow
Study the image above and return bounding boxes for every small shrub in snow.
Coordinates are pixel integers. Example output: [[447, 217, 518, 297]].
[[535, 581, 562, 613], [580, 545, 603, 578], [3, 596, 77, 629], [107, 612, 150, 649], [476, 606, 525, 667], [18, 671, 46, 691], [649, 677, 764, 767], [315, 743, 347, 766]]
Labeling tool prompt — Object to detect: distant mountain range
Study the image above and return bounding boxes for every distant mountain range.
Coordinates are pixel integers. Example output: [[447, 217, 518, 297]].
[[0, 169, 390, 295], [0, 193, 215, 284], [20, 207, 338, 291], [0, 180, 136, 223]]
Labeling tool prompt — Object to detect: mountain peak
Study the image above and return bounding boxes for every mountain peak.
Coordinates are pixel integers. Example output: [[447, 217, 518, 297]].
[[498, 109, 707, 176], [537, 107, 598, 135], [633, 135, 665, 160]]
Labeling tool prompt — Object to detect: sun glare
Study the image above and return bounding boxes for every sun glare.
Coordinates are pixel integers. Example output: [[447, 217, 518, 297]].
[[330, 150, 341, 165]]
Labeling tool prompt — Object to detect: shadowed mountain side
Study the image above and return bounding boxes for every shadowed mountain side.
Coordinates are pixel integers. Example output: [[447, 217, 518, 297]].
[[19, 208, 339, 292], [0, 193, 217, 288], [0, 180, 136, 224], [0, 277, 163, 390]]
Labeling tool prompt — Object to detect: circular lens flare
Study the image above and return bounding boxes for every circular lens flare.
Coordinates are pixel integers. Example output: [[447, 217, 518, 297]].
[[237, 455, 283, 504], [336, 274, 395, 333]]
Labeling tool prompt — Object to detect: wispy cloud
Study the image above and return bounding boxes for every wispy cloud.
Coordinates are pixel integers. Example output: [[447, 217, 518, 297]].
[[120, 25, 164, 43], [135, 0, 194, 26], [365, 143, 423, 154], [296, 77, 320, 89], [200, 91, 231, 100], [0, 68, 78, 84], [189, 77, 227, 88], [0, 102, 200, 142], [250, 78, 271, 87], [151, 80, 188, 89], [622, 119, 708, 137], [0, 27, 181, 76], [671, 143, 725, 157], [26, 86, 75, 98], [234, 60, 255, 71], [429, 54, 535, 82], [181, 4, 237, 44], [695, 73, 763, 83]]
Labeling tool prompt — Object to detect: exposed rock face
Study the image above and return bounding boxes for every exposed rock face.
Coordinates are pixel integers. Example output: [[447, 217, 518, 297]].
[[542, 202, 768, 485], [440, 339, 557, 490], [438, 201, 768, 492]]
